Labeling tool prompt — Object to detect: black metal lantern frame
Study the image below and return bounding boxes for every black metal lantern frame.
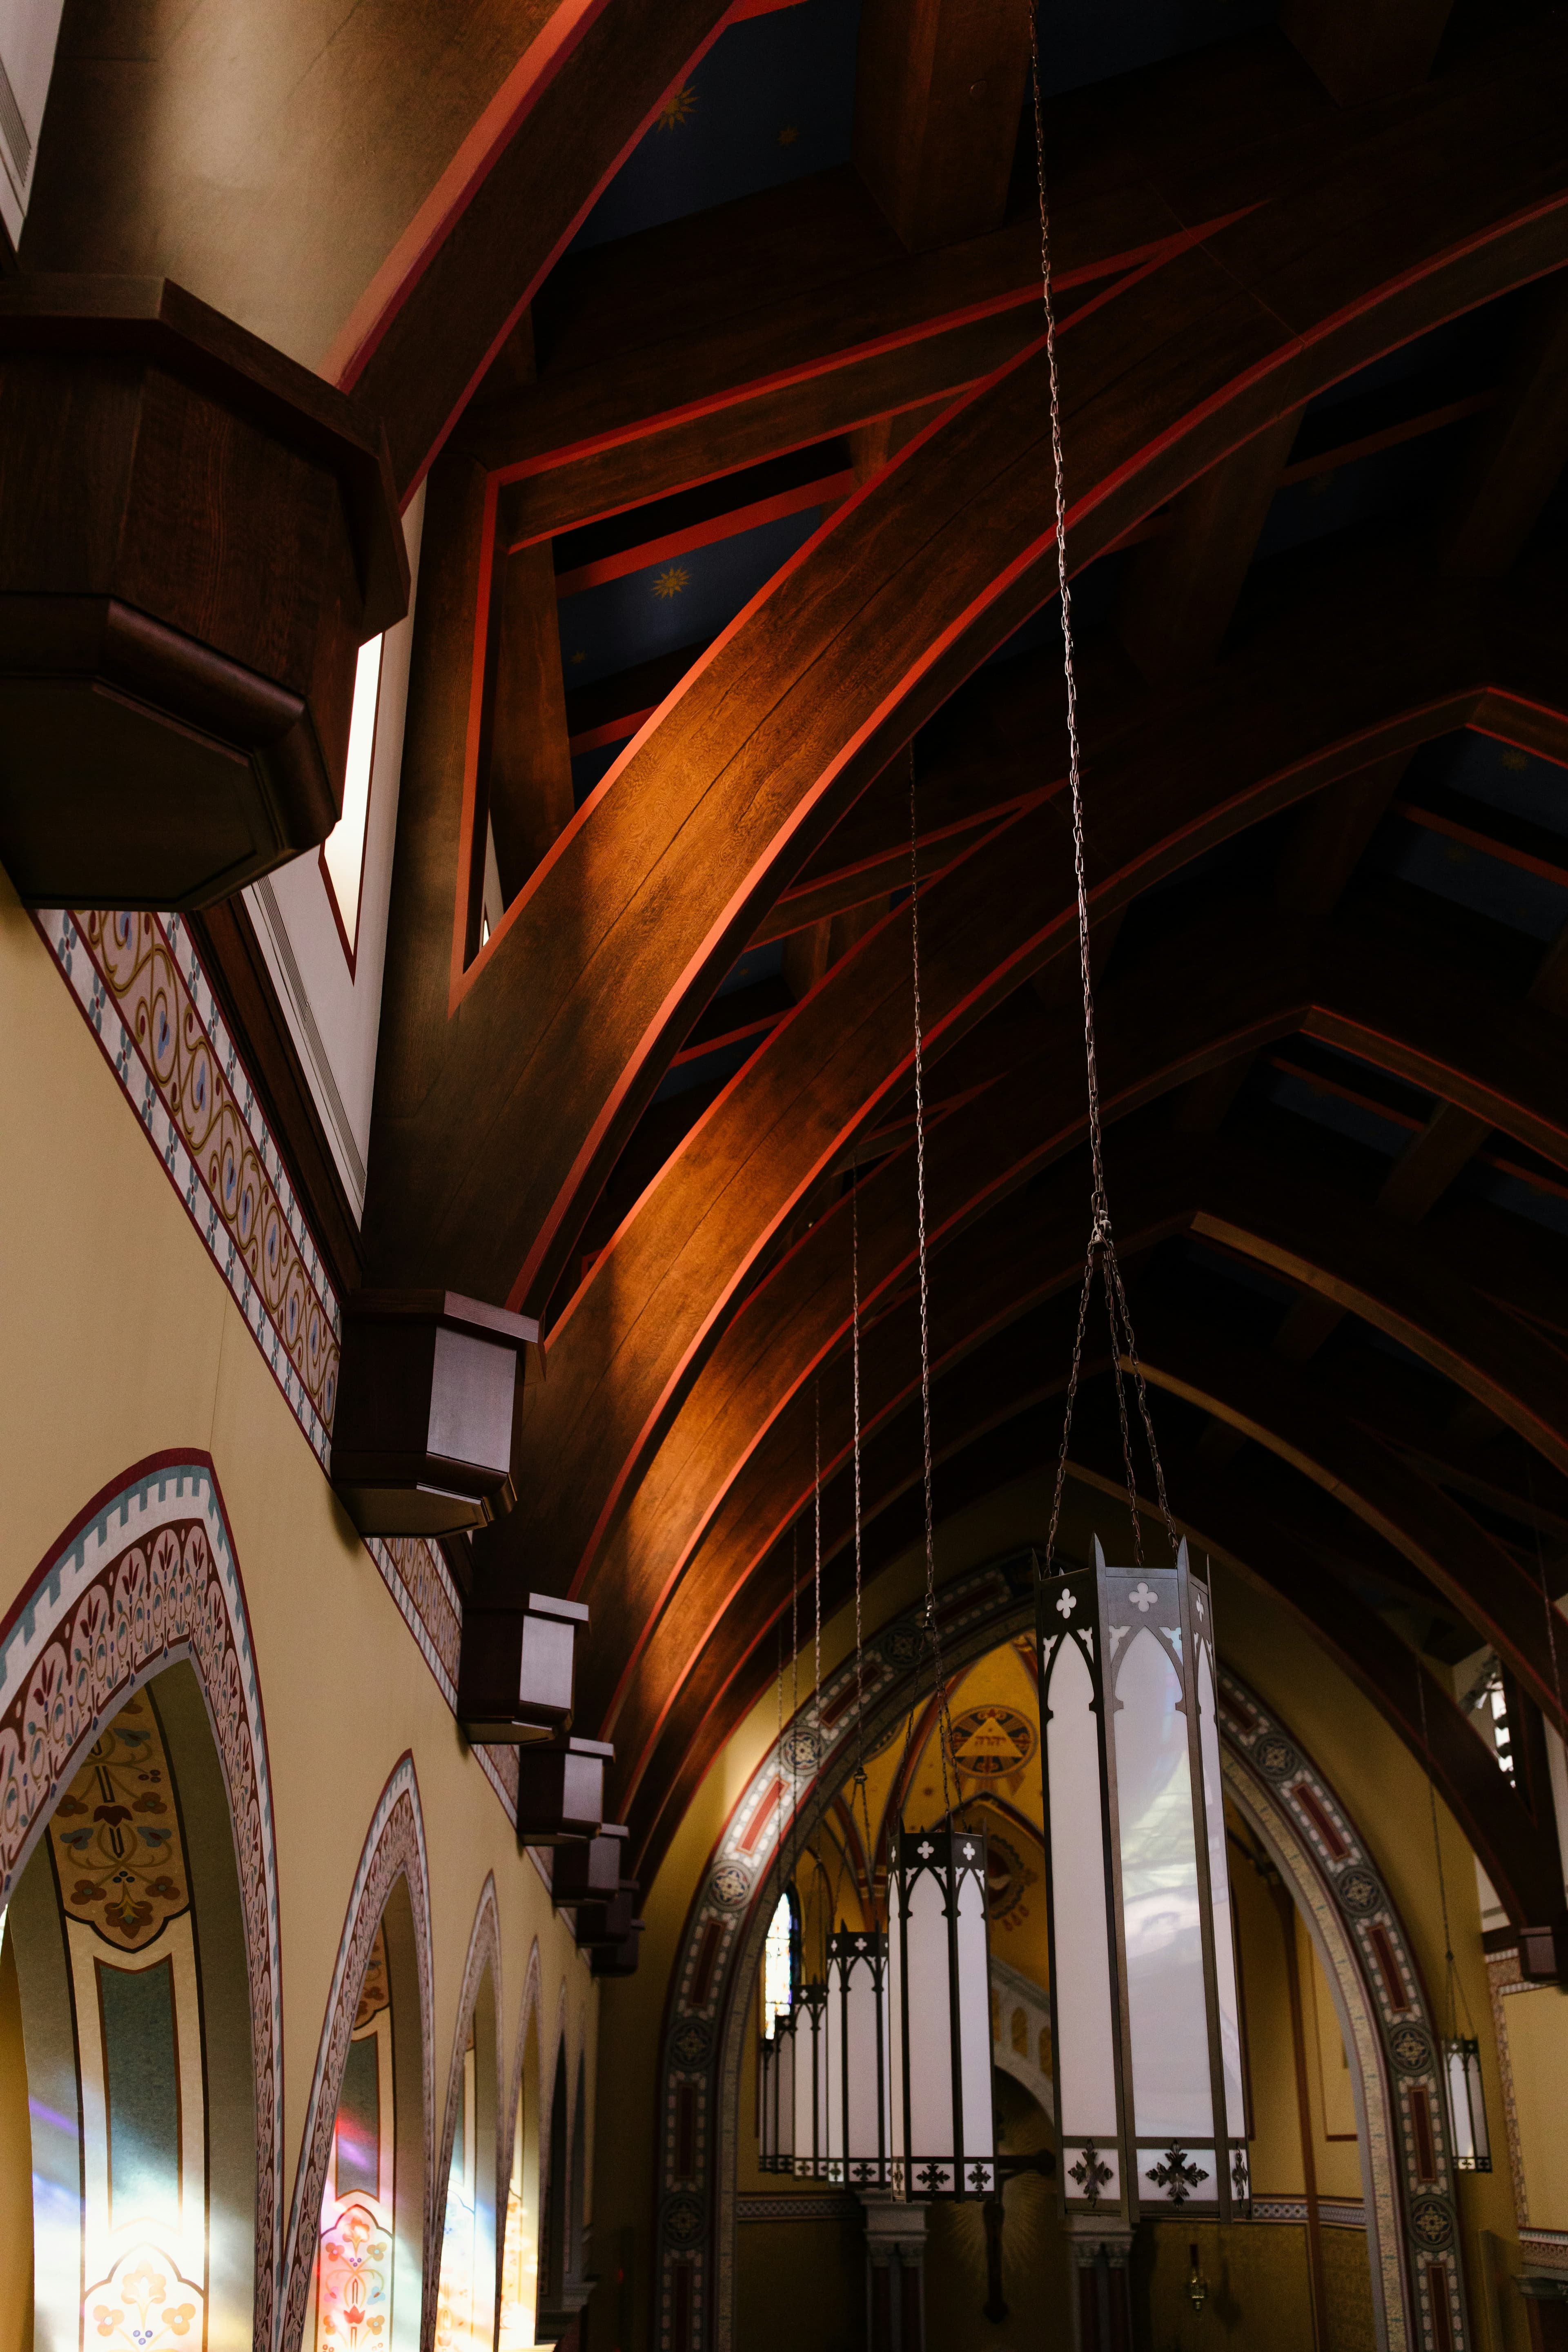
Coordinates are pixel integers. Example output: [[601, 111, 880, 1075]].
[[827, 1927, 892, 2188], [889, 1824, 998, 2199], [790, 1980, 831, 2178], [1036, 1537, 1248, 2224], [759, 2007, 797, 2175]]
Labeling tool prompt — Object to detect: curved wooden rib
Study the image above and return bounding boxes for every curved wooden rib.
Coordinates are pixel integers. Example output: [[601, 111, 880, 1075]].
[[624, 1340, 1558, 1928], [490, 607, 1568, 1607], [367, 28, 1568, 1317], [601, 1127, 1568, 1829], [560, 922, 1568, 1745]]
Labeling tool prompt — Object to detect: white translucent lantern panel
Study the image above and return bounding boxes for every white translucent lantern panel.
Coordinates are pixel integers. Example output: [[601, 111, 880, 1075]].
[[955, 1858, 993, 2174], [792, 1991, 829, 2177], [1046, 1634, 1118, 2142], [902, 1868, 955, 2167], [1113, 1625, 1212, 2143], [824, 1980, 844, 2174], [1446, 2042, 1490, 2172], [771, 2017, 797, 2173], [1196, 1641, 1246, 2135], [887, 1905, 907, 2180], [837, 1943, 890, 2182]]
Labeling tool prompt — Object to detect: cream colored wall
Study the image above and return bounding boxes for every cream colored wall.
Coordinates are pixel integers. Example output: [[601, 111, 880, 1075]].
[[0, 876, 592, 2308]]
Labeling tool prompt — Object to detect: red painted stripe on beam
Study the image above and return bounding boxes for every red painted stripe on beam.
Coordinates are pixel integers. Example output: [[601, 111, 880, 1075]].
[[545, 468, 855, 587], [569, 704, 658, 756], [325, 0, 617, 395], [492, 220, 1249, 496], [1392, 798, 1568, 890]]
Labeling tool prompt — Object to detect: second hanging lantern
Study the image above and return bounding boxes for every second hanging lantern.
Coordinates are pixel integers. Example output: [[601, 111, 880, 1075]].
[[1036, 1537, 1248, 2223]]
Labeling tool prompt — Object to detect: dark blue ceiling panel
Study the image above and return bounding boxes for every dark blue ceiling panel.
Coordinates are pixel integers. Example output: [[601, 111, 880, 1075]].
[[557, 505, 827, 685], [572, 0, 862, 252], [1377, 817, 1568, 942], [1435, 733, 1568, 838]]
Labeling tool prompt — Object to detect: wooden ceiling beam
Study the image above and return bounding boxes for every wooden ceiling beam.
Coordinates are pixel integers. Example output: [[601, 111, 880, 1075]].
[[1115, 406, 1304, 686], [1440, 270, 1568, 577], [365, 18, 1568, 1336], [554, 921, 1568, 1710], [1282, 0, 1457, 107], [592, 1123, 1568, 1806], [624, 1327, 1557, 1928], [458, 30, 1348, 538], [852, 0, 1033, 254], [483, 579, 1568, 1599]]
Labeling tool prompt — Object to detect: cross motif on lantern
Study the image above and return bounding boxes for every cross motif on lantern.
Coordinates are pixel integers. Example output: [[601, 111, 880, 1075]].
[[1130, 1580, 1157, 1612], [1069, 2143, 1112, 2210], [1147, 2146, 1209, 2203], [1056, 1588, 1077, 1618]]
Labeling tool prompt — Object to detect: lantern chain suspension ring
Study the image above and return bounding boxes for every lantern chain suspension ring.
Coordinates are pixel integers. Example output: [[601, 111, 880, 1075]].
[[1029, 14, 1181, 1575], [909, 750, 957, 1819]]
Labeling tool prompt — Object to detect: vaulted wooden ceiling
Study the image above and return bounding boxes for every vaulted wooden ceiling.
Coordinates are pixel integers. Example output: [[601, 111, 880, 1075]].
[[40, 0, 1568, 1925]]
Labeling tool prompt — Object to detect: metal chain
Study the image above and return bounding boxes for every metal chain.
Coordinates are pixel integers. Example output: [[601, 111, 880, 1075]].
[[910, 747, 956, 1819], [1414, 1653, 1466, 2040], [790, 1522, 800, 1889], [850, 1165, 876, 1872], [1029, 8, 1180, 1571], [814, 1376, 823, 1741]]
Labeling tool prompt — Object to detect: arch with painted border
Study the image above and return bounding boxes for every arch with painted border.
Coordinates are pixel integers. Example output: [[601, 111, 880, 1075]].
[[278, 1755, 435, 2352], [433, 1877, 504, 2352], [0, 1452, 282, 2348], [651, 1542, 1472, 2352], [499, 1938, 546, 2350]]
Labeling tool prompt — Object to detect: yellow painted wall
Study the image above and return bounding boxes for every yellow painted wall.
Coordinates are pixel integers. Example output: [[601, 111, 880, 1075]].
[[1499, 1981, 1568, 2231], [0, 879, 592, 2322]]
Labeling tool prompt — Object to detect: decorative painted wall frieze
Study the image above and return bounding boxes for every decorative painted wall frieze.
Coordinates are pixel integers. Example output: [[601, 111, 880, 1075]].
[[33, 907, 525, 1821], [41, 909, 340, 1456], [0, 1456, 284, 2352]]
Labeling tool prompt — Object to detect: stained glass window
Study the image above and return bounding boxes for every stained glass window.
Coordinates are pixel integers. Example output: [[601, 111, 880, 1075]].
[[436, 2024, 480, 2352], [315, 1922, 395, 2352], [762, 1890, 796, 2037]]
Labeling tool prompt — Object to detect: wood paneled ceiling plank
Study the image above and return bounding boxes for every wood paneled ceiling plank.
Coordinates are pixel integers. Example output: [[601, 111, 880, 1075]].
[[480, 571, 1566, 1600], [366, 24, 1568, 1344]]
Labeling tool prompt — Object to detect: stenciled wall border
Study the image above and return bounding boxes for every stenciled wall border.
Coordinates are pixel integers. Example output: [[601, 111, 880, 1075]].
[[278, 1753, 436, 2352], [32, 907, 526, 1822], [650, 1544, 1470, 2352], [0, 1455, 285, 2352]]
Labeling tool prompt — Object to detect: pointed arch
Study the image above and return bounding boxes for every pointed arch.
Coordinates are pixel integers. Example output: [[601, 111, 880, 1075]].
[[279, 1755, 435, 2352], [0, 1453, 282, 2348], [650, 1546, 1471, 2352], [432, 1877, 504, 2352]]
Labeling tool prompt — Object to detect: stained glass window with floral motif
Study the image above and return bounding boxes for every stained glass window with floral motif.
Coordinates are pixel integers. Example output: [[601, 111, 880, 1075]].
[[314, 1922, 395, 2352], [47, 1693, 208, 2352]]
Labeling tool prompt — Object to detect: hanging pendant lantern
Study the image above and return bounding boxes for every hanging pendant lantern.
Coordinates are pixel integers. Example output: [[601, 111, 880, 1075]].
[[760, 2010, 797, 2174], [791, 1981, 832, 2178], [1444, 2038, 1492, 2173], [1036, 1536, 1247, 2223], [826, 1926, 892, 2187], [887, 1825, 998, 2199]]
